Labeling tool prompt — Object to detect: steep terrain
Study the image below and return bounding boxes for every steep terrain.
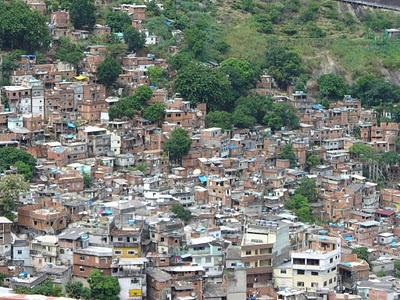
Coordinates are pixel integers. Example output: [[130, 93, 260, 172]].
[[209, 0, 400, 88]]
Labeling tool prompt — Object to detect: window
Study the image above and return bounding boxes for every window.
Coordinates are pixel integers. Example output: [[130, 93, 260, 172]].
[[79, 266, 85, 272], [293, 258, 305, 265], [329, 278, 332, 284], [297, 269, 305, 275], [307, 259, 319, 266], [206, 257, 212, 263], [244, 262, 250, 267], [280, 269, 287, 274], [311, 282, 318, 288], [114, 250, 122, 255], [297, 282, 304, 287], [131, 278, 139, 284], [127, 250, 136, 255], [245, 251, 251, 255], [330, 258, 333, 263], [311, 271, 318, 276], [80, 256, 85, 261], [324, 281, 327, 287], [17, 250, 22, 255]]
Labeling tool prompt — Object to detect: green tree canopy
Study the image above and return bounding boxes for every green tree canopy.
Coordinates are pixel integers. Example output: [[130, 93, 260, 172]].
[[66, 280, 89, 299], [134, 85, 153, 105], [124, 28, 145, 53], [70, 0, 96, 30], [109, 96, 142, 120], [174, 63, 232, 111], [263, 102, 299, 131], [185, 27, 207, 59], [0, 174, 30, 221], [349, 143, 375, 161], [0, 1, 50, 51], [143, 103, 166, 124], [97, 56, 122, 88], [285, 194, 314, 223], [352, 247, 370, 265], [306, 153, 321, 170], [55, 38, 84, 67], [318, 74, 348, 100], [296, 177, 318, 203], [205, 111, 233, 130], [106, 11, 131, 33], [83, 173, 92, 189], [278, 144, 297, 168], [88, 270, 120, 300], [264, 45, 303, 90], [164, 128, 192, 164], [0, 147, 36, 179], [171, 203, 192, 222], [15, 161, 33, 181], [220, 58, 257, 97], [147, 66, 167, 87], [351, 75, 400, 107]]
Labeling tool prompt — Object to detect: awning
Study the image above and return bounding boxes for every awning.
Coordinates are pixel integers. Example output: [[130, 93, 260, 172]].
[[74, 75, 87, 81]]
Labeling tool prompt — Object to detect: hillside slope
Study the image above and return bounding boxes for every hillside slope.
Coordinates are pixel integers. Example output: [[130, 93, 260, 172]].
[[210, 0, 400, 91]]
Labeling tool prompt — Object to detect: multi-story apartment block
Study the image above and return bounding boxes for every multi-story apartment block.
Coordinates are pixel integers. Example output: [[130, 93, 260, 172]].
[[274, 234, 341, 292]]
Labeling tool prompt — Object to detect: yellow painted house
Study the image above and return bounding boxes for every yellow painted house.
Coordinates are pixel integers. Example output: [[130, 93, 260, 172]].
[[111, 227, 142, 259]]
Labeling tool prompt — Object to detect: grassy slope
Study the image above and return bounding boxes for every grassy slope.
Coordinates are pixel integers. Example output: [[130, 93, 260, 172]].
[[217, 0, 400, 85]]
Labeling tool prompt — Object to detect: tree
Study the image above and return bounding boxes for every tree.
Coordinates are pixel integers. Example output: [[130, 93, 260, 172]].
[[278, 144, 297, 168], [317, 74, 348, 101], [109, 96, 142, 120], [0, 147, 36, 179], [124, 28, 145, 53], [352, 247, 370, 265], [106, 11, 131, 33], [56, 38, 84, 67], [0, 273, 6, 287], [263, 103, 299, 131], [220, 58, 257, 97], [0, 175, 30, 221], [88, 269, 120, 300], [296, 177, 318, 202], [147, 66, 167, 87], [134, 85, 153, 105], [97, 57, 122, 88], [143, 103, 166, 124], [349, 143, 375, 161], [0, 1, 50, 51], [174, 63, 232, 111], [184, 27, 207, 59], [264, 46, 303, 90], [70, 0, 96, 30], [205, 111, 233, 130], [15, 161, 33, 181], [285, 194, 313, 223], [232, 108, 256, 128], [164, 128, 192, 164], [83, 173, 92, 189], [171, 203, 192, 222], [66, 280, 90, 299], [351, 75, 400, 107], [306, 153, 320, 170]]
